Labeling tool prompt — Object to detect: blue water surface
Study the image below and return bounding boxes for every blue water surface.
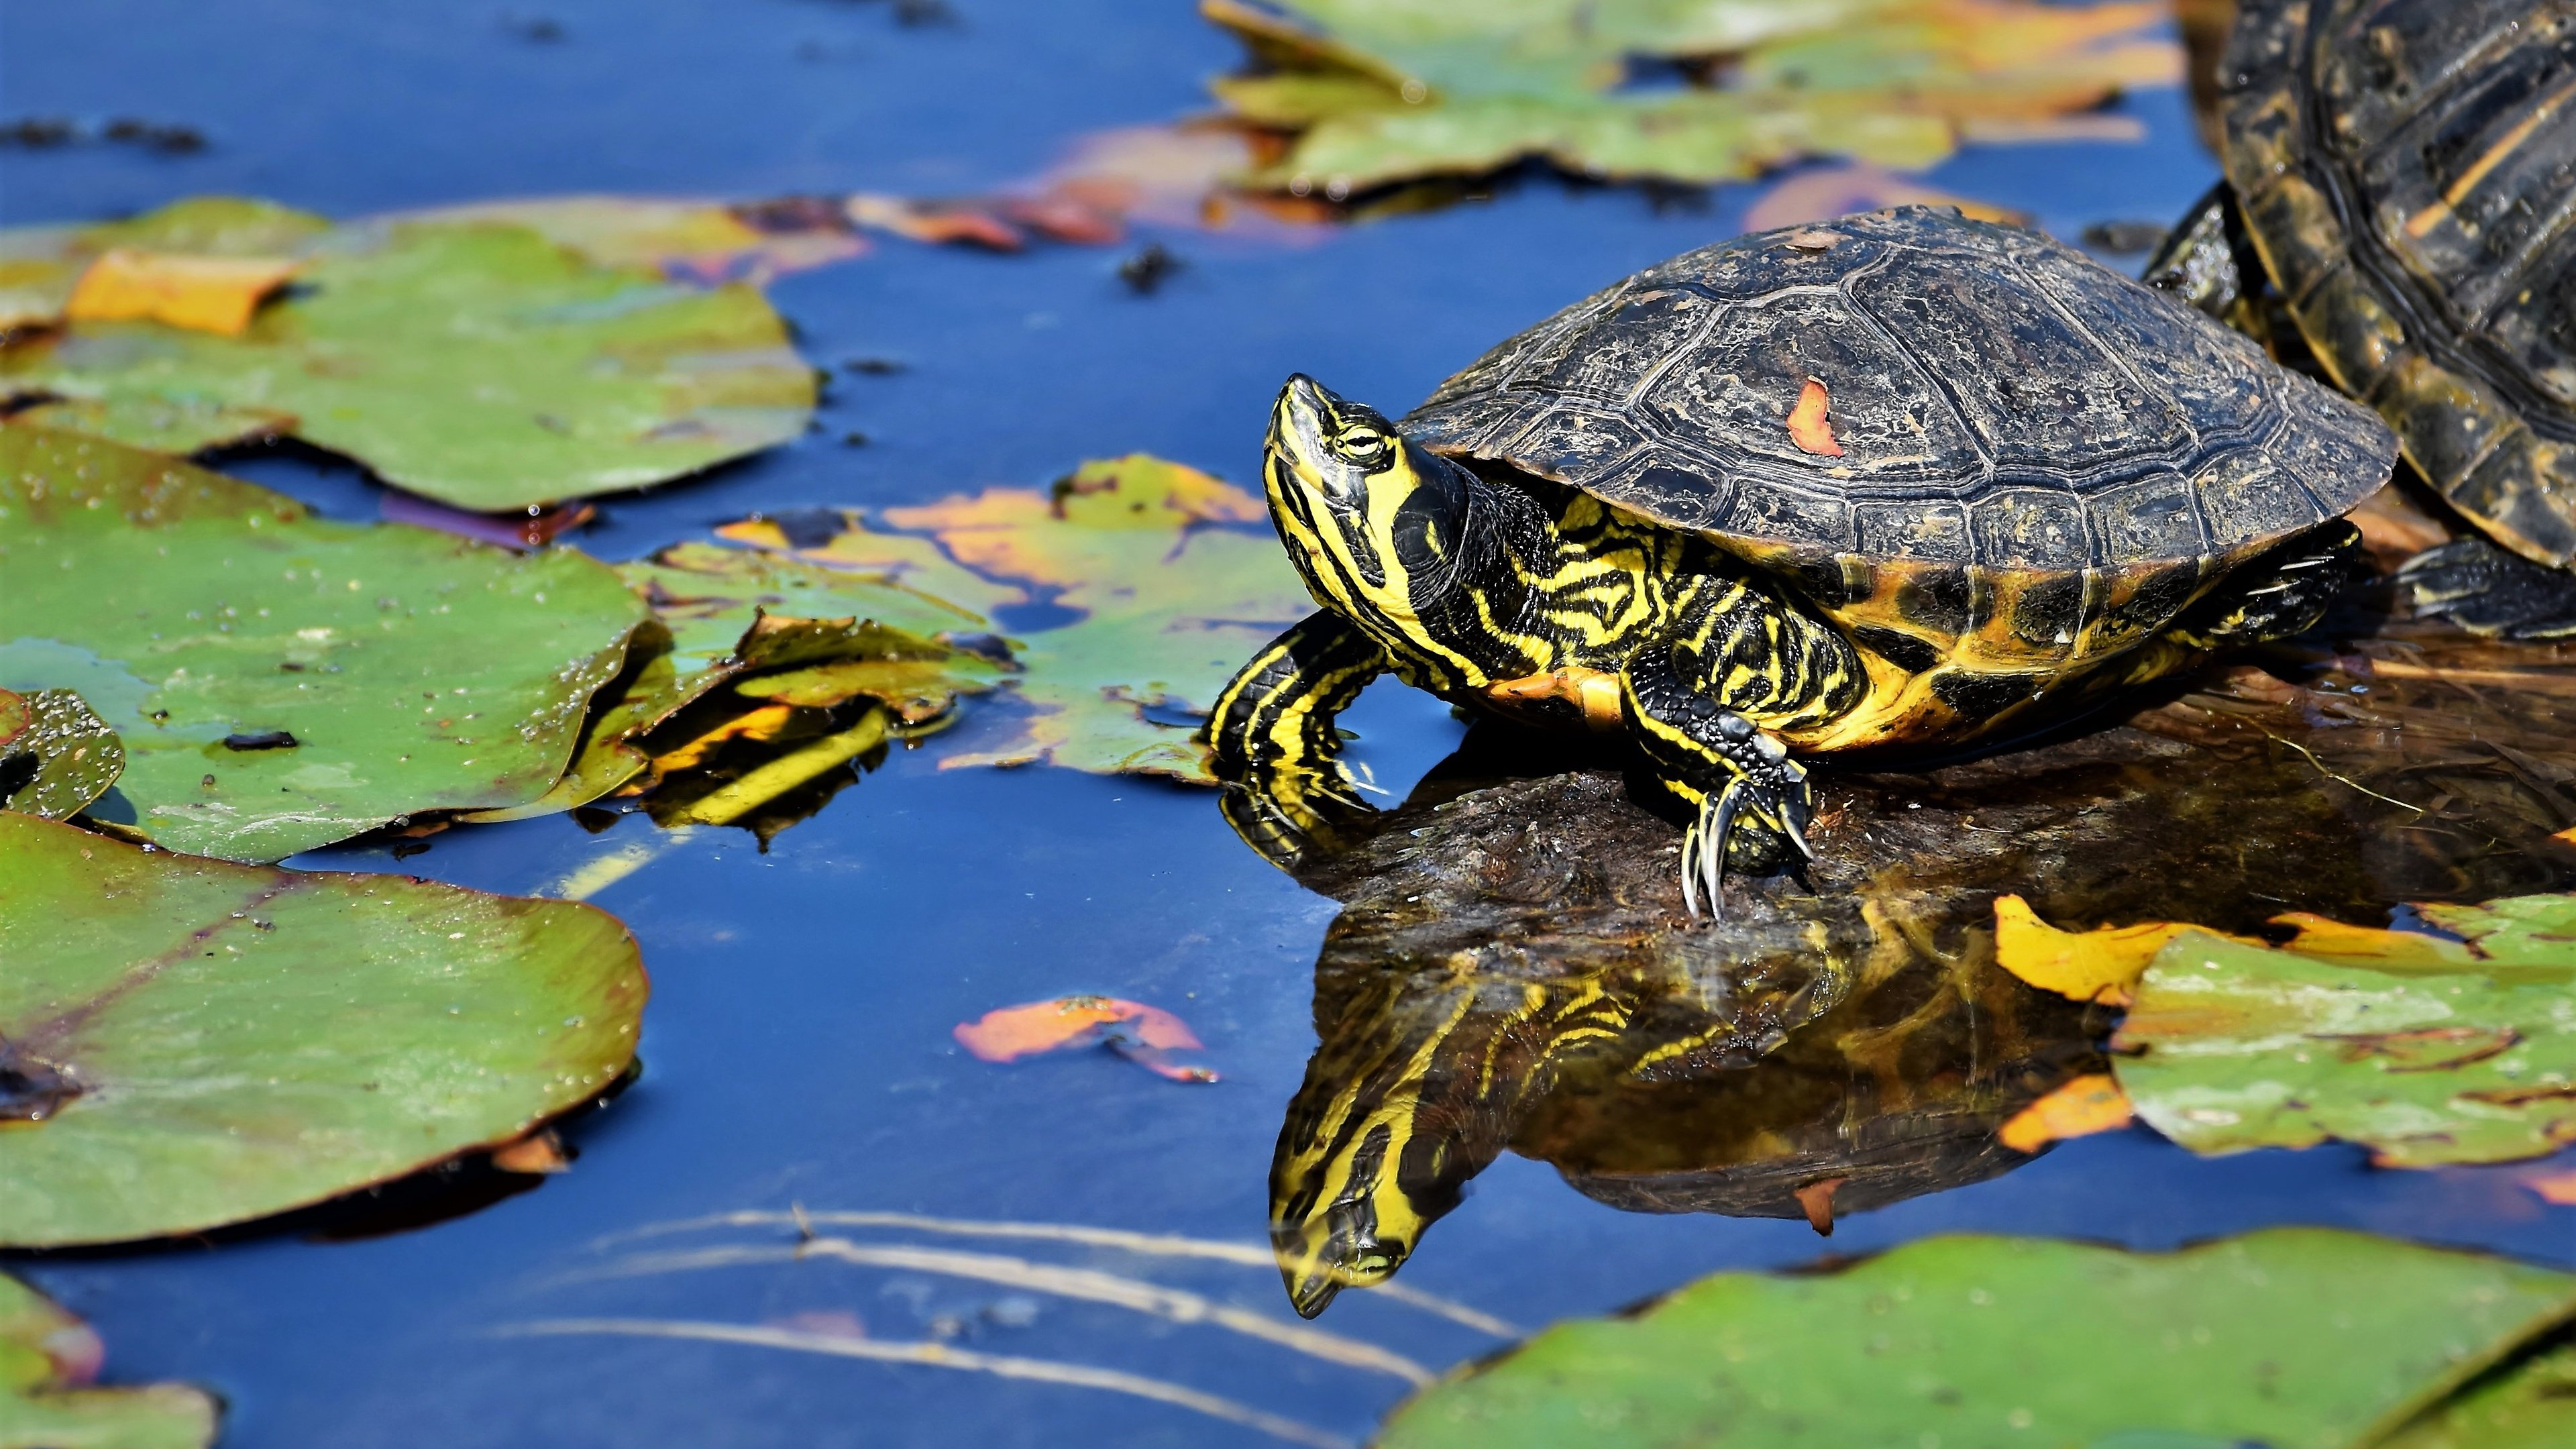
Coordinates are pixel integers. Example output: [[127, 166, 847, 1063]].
[[6, 4, 2571, 1447]]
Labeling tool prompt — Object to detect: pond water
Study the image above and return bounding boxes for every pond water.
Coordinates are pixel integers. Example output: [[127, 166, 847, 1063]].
[[6, 3, 2574, 1447]]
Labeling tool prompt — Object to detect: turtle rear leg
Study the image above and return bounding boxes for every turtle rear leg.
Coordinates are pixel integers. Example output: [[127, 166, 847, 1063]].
[[1206, 610, 1390, 869], [2167, 521, 2366, 648], [2400, 537, 2576, 640]]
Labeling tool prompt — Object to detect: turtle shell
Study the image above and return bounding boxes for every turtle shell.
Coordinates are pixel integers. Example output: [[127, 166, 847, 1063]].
[[2222, 0, 2576, 569], [1403, 207, 2394, 715]]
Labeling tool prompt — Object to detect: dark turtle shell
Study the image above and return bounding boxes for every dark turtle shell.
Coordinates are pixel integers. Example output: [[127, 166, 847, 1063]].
[[1403, 207, 2395, 688], [2222, 0, 2576, 569]]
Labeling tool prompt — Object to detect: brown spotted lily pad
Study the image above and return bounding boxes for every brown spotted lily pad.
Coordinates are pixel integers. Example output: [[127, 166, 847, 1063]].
[[0, 427, 647, 861], [0, 811, 646, 1246]]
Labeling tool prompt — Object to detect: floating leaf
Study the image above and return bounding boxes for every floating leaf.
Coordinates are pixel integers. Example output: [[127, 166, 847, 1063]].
[[1992, 893, 2226, 1005], [956, 996, 1217, 1083], [1994, 1071, 2132, 1152], [2377, 1340, 2576, 1449], [0, 198, 815, 511], [2524, 1167, 2576, 1206], [0, 810, 647, 1246], [1740, 162, 2029, 231], [0, 427, 647, 861], [1203, 0, 2180, 193], [1377, 1229, 2576, 1449], [0, 688, 123, 820], [878, 455, 1309, 779], [0, 197, 330, 334], [2114, 897, 2576, 1168], [0, 1269, 218, 1448], [64, 248, 301, 335], [381, 195, 866, 284]]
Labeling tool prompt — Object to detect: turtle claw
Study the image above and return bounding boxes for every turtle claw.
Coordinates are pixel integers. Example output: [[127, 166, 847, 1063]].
[[1677, 751, 1815, 922]]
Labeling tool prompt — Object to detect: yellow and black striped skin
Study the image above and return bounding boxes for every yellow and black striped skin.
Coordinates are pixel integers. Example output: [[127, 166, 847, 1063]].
[[1210, 375, 1868, 870]]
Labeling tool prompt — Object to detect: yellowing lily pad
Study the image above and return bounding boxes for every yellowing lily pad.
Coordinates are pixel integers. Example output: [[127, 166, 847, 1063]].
[[1204, 0, 2180, 193], [1377, 1229, 2576, 1449], [0, 197, 816, 511], [0, 1270, 217, 1449], [0, 688, 123, 821], [0, 810, 647, 1246], [878, 455, 1310, 778], [0, 427, 647, 861], [2114, 895, 2576, 1169]]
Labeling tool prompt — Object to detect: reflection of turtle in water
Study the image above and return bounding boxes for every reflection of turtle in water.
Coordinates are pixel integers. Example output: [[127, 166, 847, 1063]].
[[1212, 208, 2395, 913], [1269, 770, 2104, 1316], [2149, 0, 2576, 639]]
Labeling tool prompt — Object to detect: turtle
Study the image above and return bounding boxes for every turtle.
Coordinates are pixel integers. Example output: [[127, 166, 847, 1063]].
[[2145, 0, 2576, 639], [1208, 207, 2398, 914]]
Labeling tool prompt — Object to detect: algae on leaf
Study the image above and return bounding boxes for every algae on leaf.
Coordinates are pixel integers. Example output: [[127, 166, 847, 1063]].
[[0, 197, 816, 511], [1378, 1229, 2576, 1449], [2114, 896, 2576, 1168], [1203, 0, 2180, 193], [0, 1270, 217, 1449], [0, 811, 646, 1247], [0, 688, 122, 821], [0, 427, 647, 861]]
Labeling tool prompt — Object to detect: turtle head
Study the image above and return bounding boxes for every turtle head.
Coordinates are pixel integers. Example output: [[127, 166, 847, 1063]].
[[1264, 374, 1477, 645]]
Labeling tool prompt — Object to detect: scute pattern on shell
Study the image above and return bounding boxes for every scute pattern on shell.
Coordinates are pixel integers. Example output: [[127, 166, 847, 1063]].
[[1403, 207, 2395, 574], [2223, 0, 2576, 568]]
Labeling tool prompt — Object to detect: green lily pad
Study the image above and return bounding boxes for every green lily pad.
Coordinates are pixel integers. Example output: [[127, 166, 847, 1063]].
[[1378, 1229, 2576, 1449], [0, 810, 647, 1246], [1204, 0, 2179, 193], [0, 427, 647, 861], [2113, 896, 2576, 1168], [0, 1270, 217, 1449], [0, 197, 816, 511], [2379, 1340, 2576, 1449], [0, 689, 122, 821]]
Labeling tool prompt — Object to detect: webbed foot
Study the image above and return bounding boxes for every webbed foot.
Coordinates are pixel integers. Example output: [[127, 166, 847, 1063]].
[[1677, 714, 1814, 921], [2400, 537, 2576, 641]]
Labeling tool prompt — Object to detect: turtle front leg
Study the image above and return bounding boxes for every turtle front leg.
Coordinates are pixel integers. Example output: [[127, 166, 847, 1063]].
[[2400, 537, 2576, 641], [1207, 610, 1391, 870], [1620, 642, 1819, 921]]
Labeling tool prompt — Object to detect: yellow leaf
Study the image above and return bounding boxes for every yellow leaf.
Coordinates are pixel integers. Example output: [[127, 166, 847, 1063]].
[[65, 248, 301, 335], [1990, 894, 2220, 1004], [1997, 1072, 2133, 1152]]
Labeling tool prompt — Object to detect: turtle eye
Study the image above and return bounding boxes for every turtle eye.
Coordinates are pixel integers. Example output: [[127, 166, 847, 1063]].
[[1336, 429, 1389, 465]]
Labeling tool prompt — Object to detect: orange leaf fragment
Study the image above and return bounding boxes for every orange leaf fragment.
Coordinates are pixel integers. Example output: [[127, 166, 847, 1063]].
[[1792, 1177, 1845, 1236], [2555, 826, 2576, 847], [1786, 377, 1843, 458], [2522, 1167, 2576, 1205], [66, 248, 302, 335], [1990, 895, 2257, 1005], [954, 995, 1216, 1083], [490, 1128, 574, 1175], [1999, 1073, 2134, 1152], [1746, 165, 2031, 234]]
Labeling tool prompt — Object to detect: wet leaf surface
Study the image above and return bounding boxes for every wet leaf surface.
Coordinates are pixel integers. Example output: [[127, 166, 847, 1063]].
[[2113, 898, 2576, 1168], [1202, 0, 2179, 193], [0, 688, 123, 821], [726, 455, 1311, 781], [0, 1269, 217, 1449], [0, 810, 646, 1246], [0, 428, 647, 861], [1375, 1229, 2576, 1448], [0, 197, 816, 511]]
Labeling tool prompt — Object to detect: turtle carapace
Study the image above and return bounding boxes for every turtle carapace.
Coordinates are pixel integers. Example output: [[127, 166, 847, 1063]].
[[1212, 208, 2397, 912], [2148, 0, 2576, 639]]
